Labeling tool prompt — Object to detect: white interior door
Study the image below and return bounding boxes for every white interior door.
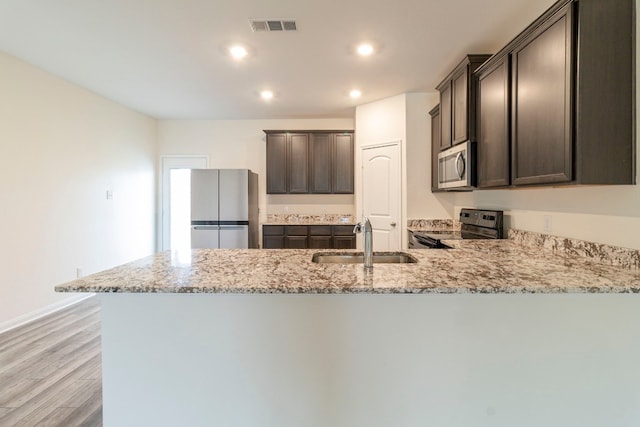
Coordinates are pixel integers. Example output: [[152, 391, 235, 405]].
[[160, 156, 208, 251], [361, 143, 401, 251]]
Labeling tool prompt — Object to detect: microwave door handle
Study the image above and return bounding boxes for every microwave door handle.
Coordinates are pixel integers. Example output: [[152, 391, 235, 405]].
[[455, 152, 465, 179]]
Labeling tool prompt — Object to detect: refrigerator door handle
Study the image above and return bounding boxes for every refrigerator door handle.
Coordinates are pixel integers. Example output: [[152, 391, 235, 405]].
[[219, 225, 249, 230], [192, 225, 220, 231]]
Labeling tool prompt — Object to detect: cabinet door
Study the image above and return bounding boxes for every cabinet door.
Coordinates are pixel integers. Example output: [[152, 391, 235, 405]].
[[332, 225, 355, 249], [429, 105, 441, 192], [309, 225, 332, 249], [285, 236, 308, 249], [263, 225, 285, 235], [288, 133, 310, 193], [266, 134, 287, 194], [310, 133, 332, 193], [333, 133, 354, 194], [309, 225, 331, 236], [451, 66, 469, 145], [309, 235, 332, 249], [511, 4, 573, 185], [285, 225, 308, 236], [333, 235, 356, 249], [332, 225, 354, 236], [263, 235, 285, 249], [439, 83, 452, 150], [477, 56, 510, 188]]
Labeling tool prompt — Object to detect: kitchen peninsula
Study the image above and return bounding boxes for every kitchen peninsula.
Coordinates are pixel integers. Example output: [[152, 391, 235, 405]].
[[57, 238, 640, 427]]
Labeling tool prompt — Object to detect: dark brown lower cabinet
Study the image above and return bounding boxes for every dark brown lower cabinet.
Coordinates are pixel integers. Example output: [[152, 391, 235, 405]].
[[309, 236, 332, 249], [263, 236, 285, 249], [309, 226, 332, 249], [285, 236, 308, 249], [333, 236, 356, 249], [263, 225, 356, 249]]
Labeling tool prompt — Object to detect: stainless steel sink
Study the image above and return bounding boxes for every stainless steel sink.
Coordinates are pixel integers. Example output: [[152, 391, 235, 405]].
[[311, 252, 418, 264]]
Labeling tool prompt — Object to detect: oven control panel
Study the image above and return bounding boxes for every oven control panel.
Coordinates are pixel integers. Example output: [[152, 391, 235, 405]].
[[459, 209, 503, 229]]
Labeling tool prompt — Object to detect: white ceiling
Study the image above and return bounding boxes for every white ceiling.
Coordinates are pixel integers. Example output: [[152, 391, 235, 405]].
[[0, 0, 556, 119]]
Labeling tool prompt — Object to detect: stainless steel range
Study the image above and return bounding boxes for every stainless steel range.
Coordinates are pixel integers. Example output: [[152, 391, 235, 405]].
[[409, 208, 503, 249]]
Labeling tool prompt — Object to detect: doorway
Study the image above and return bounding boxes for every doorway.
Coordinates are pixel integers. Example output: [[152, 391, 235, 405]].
[[159, 156, 208, 251], [361, 142, 401, 251]]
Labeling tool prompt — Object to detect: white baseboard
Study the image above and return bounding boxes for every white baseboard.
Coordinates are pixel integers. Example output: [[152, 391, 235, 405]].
[[0, 294, 96, 335]]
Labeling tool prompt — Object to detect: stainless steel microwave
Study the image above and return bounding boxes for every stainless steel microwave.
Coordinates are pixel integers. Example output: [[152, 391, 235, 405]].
[[437, 141, 475, 190]]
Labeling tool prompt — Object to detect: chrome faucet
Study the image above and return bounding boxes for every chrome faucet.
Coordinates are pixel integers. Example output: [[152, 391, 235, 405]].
[[353, 217, 373, 270]]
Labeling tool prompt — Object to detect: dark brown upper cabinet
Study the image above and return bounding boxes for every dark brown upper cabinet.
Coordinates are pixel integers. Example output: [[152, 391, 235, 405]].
[[476, 54, 511, 188], [439, 84, 452, 151], [265, 130, 354, 194], [310, 133, 332, 193], [429, 105, 442, 192], [266, 132, 309, 194], [265, 133, 288, 194], [474, 0, 635, 188], [332, 133, 355, 194], [511, 3, 573, 185], [288, 133, 310, 193], [436, 55, 492, 151]]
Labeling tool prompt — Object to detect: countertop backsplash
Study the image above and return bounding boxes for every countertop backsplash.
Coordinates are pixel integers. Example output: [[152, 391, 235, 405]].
[[508, 229, 640, 270], [407, 218, 640, 270], [265, 213, 355, 225], [407, 219, 461, 231]]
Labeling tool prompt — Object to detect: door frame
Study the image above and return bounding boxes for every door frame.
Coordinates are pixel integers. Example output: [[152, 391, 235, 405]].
[[360, 140, 403, 250], [159, 155, 209, 252]]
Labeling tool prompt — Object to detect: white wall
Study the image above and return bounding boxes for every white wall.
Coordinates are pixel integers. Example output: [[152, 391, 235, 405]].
[[0, 51, 157, 330], [355, 93, 451, 248], [102, 293, 640, 427], [354, 94, 406, 248], [405, 92, 452, 219], [156, 118, 355, 223]]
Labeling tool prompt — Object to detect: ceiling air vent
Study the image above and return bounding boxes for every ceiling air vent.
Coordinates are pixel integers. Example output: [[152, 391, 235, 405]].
[[250, 19, 297, 32]]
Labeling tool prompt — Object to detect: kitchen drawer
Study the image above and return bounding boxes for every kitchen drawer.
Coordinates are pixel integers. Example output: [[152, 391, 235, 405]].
[[285, 225, 308, 236], [263, 225, 284, 236], [332, 225, 355, 236], [309, 225, 332, 235]]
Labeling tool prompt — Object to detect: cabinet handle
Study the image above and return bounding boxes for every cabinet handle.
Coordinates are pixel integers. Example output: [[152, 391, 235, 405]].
[[455, 152, 466, 179], [390, 222, 397, 227]]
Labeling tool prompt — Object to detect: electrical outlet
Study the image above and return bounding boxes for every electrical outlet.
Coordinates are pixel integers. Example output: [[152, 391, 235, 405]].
[[76, 268, 83, 278], [106, 190, 113, 200], [543, 215, 553, 233]]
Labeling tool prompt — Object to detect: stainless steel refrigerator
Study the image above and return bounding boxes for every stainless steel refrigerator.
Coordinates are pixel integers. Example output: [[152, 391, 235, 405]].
[[190, 169, 259, 249]]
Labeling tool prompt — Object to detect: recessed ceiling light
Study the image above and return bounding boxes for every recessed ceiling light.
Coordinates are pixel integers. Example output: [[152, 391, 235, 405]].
[[229, 45, 248, 59], [357, 43, 374, 56], [350, 89, 362, 98], [261, 90, 274, 100]]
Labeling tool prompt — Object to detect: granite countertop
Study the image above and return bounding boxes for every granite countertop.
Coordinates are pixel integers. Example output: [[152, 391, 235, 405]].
[[263, 221, 355, 226], [56, 239, 640, 294]]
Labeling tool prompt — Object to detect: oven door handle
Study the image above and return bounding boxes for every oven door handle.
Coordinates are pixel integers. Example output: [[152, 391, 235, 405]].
[[414, 235, 435, 247]]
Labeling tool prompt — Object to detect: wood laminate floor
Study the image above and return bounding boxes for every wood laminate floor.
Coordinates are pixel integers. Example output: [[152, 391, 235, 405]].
[[0, 296, 102, 426]]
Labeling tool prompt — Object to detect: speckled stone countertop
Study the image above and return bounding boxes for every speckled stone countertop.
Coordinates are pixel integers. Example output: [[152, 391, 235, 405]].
[[56, 239, 640, 294]]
